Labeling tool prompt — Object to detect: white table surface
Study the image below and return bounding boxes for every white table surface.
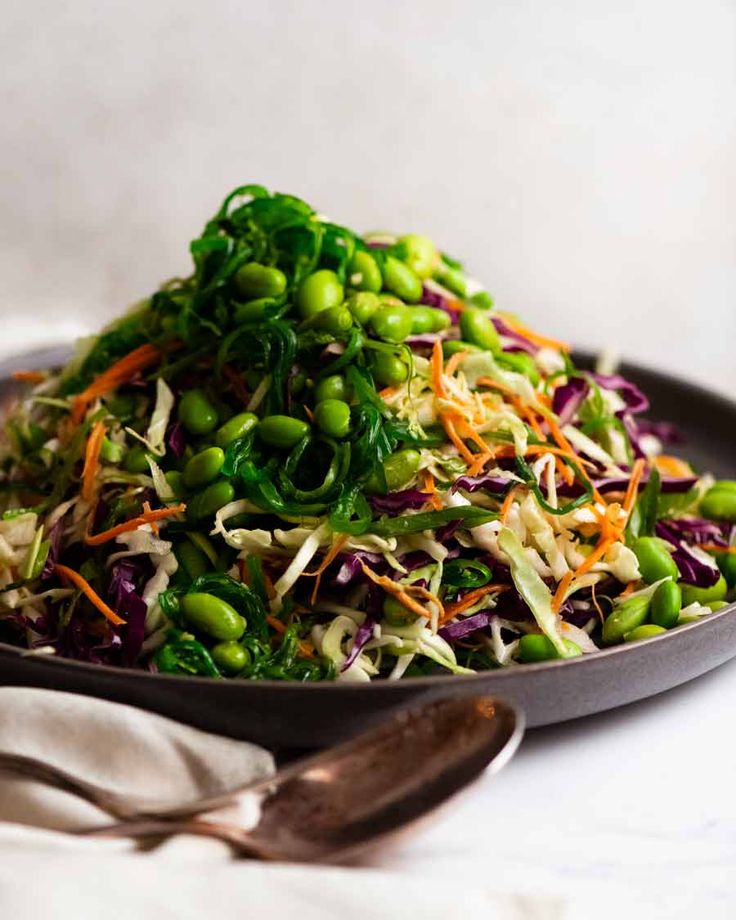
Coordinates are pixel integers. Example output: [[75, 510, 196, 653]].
[[367, 657, 736, 915]]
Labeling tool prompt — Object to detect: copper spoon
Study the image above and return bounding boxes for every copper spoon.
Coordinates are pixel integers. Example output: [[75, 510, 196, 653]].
[[0, 695, 523, 861]]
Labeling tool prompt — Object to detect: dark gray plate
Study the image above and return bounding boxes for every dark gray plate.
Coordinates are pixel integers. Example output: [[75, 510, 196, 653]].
[[1, 348, 735, 748]]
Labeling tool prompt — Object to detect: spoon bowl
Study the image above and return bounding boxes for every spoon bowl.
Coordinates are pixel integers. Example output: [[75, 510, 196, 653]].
[[71, 694, 523, 861]]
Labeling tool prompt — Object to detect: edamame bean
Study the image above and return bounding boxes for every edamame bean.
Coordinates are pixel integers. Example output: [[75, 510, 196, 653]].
[[179, 593, 246, 641], [165, 470, 185, 499], [496, 352, 540, 386], [314, 375, 349, 403], [348, 251, 382, 292], [371, 352, 409, 386], [701, 482, 736, 521], [123, 445, 152, 474], [100, 437, 123, 464], [346, 291, 381, 325], [314, 399, 351, 438], [233, 298, 274, 324], [396, 234, 438, 279], [177, 541, 210, 580], [650, 579, 681, 629], [370, 304, 413, 343], [517, 634, 582, 662], [459, 308, 501, 352], [296, 269, 344, 318], [382, 449, 421, 492], [382, 595, 418, 627], [258, 415, 310, 449], [602, 594, 651, 645], [233, 262, 287, 299], [183, 446, 225, 488], [717, 552, 736, 588], [442, 340, 481, 357], [382, 255, 422, 303], [312, 305, 353, 336], [409, 306, 451, 334], [469, 291, 494, 310], [211, 640, 250, 674], [680, 575, 727, 607], [215, 412, 258, 449], [178, 390, 218, 436], [624, 624, 667, 642], [632, 537, 678, 584], [187, 480, 235, 520], [434, 262, 467, 297]]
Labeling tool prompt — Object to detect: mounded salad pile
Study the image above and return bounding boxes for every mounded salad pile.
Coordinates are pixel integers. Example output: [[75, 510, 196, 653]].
[[1, 185, 735, 682]]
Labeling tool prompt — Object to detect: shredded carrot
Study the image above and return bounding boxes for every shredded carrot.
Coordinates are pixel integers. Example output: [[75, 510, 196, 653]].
[[622, 459, 646, 519], [445, 349, 470, 377], [499, 314, 570, 353], [653, 454, 693, 478], [85, 503, 186, 545], [448, 298, 467, 314], [590, 580, 607, 623], [266, 613, 314, 657], [440, 584, 508, 624], [54, 563, 125, 626], [431, 339, 447, 399], [70, 343, 164, 424], [467, 451, 493, 476], [266, 613, 286, 634], [304, 533, 349, 604], [700, 544, 736, 554], [499, 485, 521, 525], [454, 416, 490, 455], [222, 364, 250, 406], [81, 420, 106, 503], [360, 562, 445, 622], [620, 580, 637, 597], [570, 537, 617, 580], [11, 370, 46, 383], [304, 406, 315, 423], [551, 571, 574, 614], [440, 414, 476, 465], [378, 385, 400, 400], [141, 501, 160, 536], [421, 469, 443, 511]]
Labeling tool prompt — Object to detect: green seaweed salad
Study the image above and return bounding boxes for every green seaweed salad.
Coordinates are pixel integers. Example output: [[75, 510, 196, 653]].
[[1, 184, 735, 681]]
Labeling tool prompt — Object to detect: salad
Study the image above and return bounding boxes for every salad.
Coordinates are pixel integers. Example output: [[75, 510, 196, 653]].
[[1, 184, 735, 682]]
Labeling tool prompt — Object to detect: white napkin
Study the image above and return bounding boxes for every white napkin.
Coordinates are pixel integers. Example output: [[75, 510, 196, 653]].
[[0, 687, 559, 920]]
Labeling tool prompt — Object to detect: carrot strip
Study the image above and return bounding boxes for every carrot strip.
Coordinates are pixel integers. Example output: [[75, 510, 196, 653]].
[[440, 414, 476, 465], [622, 459, 646, 519], [54, 563, 125, 626], [499, 315, 570, 353], [304, 406, 315, 423], [700, 544, 736, 554], [619, 580, 637, 597], [570, 537, 616, 580], [431, 339, 447, 399], [71, 343, 163, 424], [421, 470, 443, 511], [467, 452, 493, 476], [454, 417, 490, 454], [379, 385, 400, 400], [85, 503, 186, 545], [266, 613, 314, 658], [551, 572, 574, 614], [81, 420, 106, 503], [653, 455, 693, 478], [445, 349, 470, 377], [360, 562, 445, 622], [11, 370, 46, 383], [305, 534, 349, 605], [499, 485, 521, 525], [222, 364, 250, 406], [440, 584, 509, 624]]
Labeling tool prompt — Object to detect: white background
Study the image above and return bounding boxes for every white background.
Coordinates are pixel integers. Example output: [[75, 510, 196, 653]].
[[2, 0, 735, 394]]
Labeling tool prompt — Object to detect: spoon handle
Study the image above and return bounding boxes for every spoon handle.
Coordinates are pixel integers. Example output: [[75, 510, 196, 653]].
[[78, 817, 275, 859], [0, 750, 138, 819]]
